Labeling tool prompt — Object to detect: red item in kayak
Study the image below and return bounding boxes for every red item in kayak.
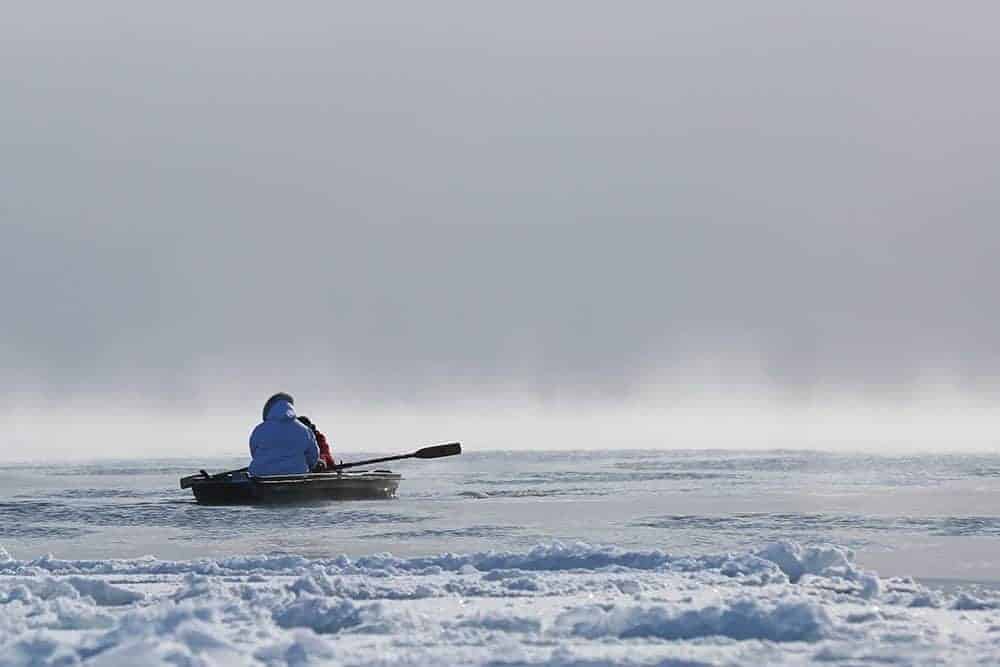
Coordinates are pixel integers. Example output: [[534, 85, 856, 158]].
[[316, 431, 335, 469]]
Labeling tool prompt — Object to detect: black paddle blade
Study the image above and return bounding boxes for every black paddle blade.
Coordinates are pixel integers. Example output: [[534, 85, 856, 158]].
[[180, 467, 246, 489], [179, 473, 206, 489], [413, 442, 461, 459]]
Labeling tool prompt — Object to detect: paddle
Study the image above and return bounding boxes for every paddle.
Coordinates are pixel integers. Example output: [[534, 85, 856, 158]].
[[179, 443, 461, 488], [333, 442, 462, 471]]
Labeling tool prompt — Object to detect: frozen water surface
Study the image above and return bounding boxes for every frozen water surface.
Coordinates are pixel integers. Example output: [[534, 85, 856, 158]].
[[2, 450, 1000, 664]]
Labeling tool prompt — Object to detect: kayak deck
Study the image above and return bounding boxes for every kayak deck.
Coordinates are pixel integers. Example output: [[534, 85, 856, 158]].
[[189, 469, 401, 505]]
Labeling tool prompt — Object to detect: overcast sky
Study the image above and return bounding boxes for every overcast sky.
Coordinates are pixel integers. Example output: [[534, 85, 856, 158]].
[[2, 2, 999, 458]]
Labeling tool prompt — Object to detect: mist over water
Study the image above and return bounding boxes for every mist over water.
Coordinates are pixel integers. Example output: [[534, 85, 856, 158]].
[[3, 3, 1000, 459]]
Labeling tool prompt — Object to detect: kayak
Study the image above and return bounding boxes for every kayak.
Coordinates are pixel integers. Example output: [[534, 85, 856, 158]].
[[179, 442, 459, 505], [186, 469, 402, 505]]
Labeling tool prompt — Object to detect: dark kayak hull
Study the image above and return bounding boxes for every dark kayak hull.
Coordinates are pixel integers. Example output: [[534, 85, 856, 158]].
[[189, 470, 401, 505]]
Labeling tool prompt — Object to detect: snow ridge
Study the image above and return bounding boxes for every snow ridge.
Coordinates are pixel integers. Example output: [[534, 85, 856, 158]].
[[0, 540, 864, 582], [2, 540, 999, 666]]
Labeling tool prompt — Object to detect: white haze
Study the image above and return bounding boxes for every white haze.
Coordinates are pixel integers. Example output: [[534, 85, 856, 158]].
[[1, 2, 999, 459]]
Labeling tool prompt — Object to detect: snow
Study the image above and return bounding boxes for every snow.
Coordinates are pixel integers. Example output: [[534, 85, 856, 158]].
[[65, 578, 145, 606], [556, 597, 832, 642], [3, 540, 1000, 665], [952, 592, 998, 610]]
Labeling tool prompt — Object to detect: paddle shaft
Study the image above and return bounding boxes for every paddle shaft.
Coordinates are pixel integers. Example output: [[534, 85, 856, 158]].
[[333, 442, 461, 471], [333, 453, 413, 471], [181, 443, 460, 486]]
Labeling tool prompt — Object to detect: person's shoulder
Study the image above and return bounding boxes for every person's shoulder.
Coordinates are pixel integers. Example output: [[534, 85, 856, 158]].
[[289, 420, 314, 435]]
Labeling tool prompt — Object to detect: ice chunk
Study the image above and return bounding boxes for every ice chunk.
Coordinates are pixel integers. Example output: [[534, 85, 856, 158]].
[[505, 577, 542, 592], [1, 577, 79, 603], [614, 579, 642, 596], [952, 592, 998, 611], [556, 597, 833, 642], [49, 598, 115, 631], [755, 541, 858, 583], [273, 597, 364, 634], [754, 541, 882, 598], [170, 573, 226, 602], [458, 612, 541, 634], [0, 632, 81, 667], [908, 591, 942, 608], [66, 578, 143, 606], [254, 629, 339, 667], [858, 571, 882, 599], [288, 571, 442, 601]]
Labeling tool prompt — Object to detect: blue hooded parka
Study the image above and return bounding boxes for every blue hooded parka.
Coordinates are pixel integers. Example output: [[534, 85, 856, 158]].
[[248, 396, 319, 476]]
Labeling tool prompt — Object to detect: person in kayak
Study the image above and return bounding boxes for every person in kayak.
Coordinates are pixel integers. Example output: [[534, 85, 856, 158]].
[[248, 392, 319, 476], [297, 415, 337, 471]]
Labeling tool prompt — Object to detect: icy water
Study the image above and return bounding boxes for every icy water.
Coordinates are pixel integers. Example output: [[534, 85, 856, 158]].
[[6, 450, 1000, 665], [2, 449, 1000, 580]]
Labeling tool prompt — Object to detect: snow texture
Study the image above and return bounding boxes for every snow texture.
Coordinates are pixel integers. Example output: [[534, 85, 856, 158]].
[[2, 540, 999, 665]]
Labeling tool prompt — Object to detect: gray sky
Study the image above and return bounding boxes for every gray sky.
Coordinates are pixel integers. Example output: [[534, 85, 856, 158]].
[[2, 2, 999, 458]]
